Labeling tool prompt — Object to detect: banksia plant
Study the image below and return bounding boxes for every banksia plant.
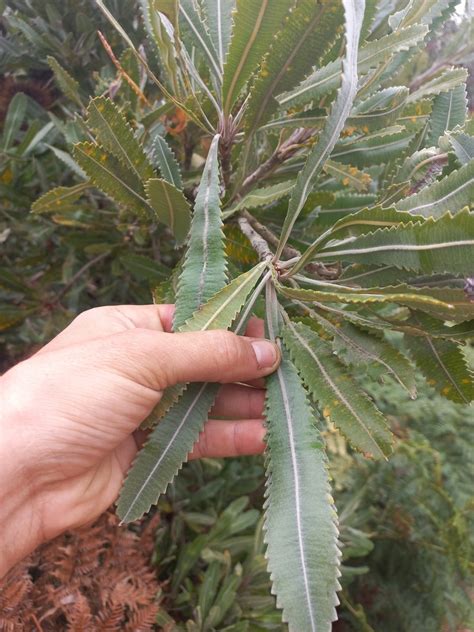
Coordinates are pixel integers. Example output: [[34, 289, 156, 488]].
[[33, 0, 473, 629]]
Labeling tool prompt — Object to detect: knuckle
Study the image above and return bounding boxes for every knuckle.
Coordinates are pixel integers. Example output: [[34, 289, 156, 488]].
[[212, 330, 243, 367]]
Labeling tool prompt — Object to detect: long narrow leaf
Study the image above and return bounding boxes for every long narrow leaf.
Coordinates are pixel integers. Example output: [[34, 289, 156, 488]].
[[145, 178, 191, 243], [174, 134, 227, 328], [222, 0, 290, 114], [87, 97, 155, 180], [276, 0, 365, 259], [264, 285, 340, 631], [282, 320, 393, 459]]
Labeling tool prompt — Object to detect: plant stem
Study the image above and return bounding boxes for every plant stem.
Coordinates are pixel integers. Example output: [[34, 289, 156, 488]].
[[236, 213, 273, 262]]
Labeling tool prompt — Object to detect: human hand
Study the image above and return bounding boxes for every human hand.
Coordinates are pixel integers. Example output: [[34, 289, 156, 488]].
[[0, 305, 280, 577]]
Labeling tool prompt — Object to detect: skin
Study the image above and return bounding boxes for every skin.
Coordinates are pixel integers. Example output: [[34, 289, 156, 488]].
[[0, 304, 280, 579]]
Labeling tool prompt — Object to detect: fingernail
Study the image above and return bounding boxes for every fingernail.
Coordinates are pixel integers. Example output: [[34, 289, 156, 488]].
[[251, 340, 278, 369]]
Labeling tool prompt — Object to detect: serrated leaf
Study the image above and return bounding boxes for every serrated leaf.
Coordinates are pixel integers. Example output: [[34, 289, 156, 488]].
[[315, 317, 416, 397], [316, 209, 474, 276], [324, 159, 372, 193], [174, 134, 227, 329], [425, 84, 467, 146], [2, 92, 27, 150], [202, 0, 235, 68], [31, 182, 90, 214], [179, 0, 222, 82], [290, 206, 419, 275], [47, 56, 83, 108], [395, 162, 474, 217], [447, 131, 474, 166], [73, 142, 153, 218], [145, 178, 191, 243], [276, 0, 365, 259], [244, 0, 343, 135], [223, 180, 294, 219], [282, 320, 393, 459], [264, 288, 340, 631], [349, 86, 409, 131], [277, 24, 428, 109], [149, 134, 183, 189], [331, 128, 414, 168], [118, 264, 266, 522], [222, 0, 290, 114], [118, 382, 220, 523], [405, 327, 473, 404], [86, 97, 155, 181], [277, 281, 462, 320], [181, 261, 266, 332], [139, 0, 181, 94], [407, 67, 468, 103]]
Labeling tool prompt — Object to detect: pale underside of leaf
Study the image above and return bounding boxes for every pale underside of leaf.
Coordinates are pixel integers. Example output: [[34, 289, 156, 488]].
[[282, 320, 393, 459], [264, 285, 340, 631]]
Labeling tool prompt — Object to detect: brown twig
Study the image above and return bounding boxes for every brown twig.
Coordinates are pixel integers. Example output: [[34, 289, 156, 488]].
[[238, 127, 315, 199], [55, 251, 111, 303], [236, 213, 273, 262], [98, 31, 151, 106], [240, 209, 339, 279]]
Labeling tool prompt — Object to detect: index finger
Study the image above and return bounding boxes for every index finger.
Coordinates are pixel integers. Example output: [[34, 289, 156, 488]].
[[37, 304, 175, 355]]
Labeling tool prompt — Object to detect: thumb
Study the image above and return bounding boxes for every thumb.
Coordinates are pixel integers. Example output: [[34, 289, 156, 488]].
[[108, 328, 280, 389]]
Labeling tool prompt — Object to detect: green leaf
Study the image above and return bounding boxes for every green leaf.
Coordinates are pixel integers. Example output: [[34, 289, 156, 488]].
[[202, 0, 235, 68], [86, 97, 155, 181], [222, 0, 290, 114], [119, 253, 169, 282], [179, 0, 222, 82], [331, 128, 414, 168], [145, 178, 192, 243], [118, 382, 220, 523], [181, 261, 266, 332], [317, 209, 474, 276], [117, 264, 267, 522], [290, 206, 419, 276], [426, 84, 467, 146], [264, 288, 340, 631], [277, 24, 428, 109], [324, 160, 372, 193], [223, 180, 294, 218], [174, 134, 227, 329], [407, 67, 468, 103], [149, 134, 183, 189], [2, 92, 27, 150], [278, 281, 463, 324], [405, 329, 473, 404], [139, 0, 181, 94], [73, 142, 153, 218], [349, 86, 409, 131], [318, 318, 417, 398], [47, 55, 83, 108], [31, 182, 90, 214], [244, 0, 343, 135], [276, 0, 365, 259], [446, 131, 474, 166], [395, 162, 474, 217], [282, 320, 393, 459]]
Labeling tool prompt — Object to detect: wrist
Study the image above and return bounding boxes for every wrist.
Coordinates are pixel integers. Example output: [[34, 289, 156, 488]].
[[0, 369, 45, 578]]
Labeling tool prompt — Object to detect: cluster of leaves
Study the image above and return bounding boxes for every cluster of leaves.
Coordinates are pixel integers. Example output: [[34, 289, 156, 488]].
[[148, 373, 474, 631], [1, 0, 473, 630]]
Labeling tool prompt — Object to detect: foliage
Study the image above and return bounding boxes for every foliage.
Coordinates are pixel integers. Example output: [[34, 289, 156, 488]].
[[1, 0, 473, 630]]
